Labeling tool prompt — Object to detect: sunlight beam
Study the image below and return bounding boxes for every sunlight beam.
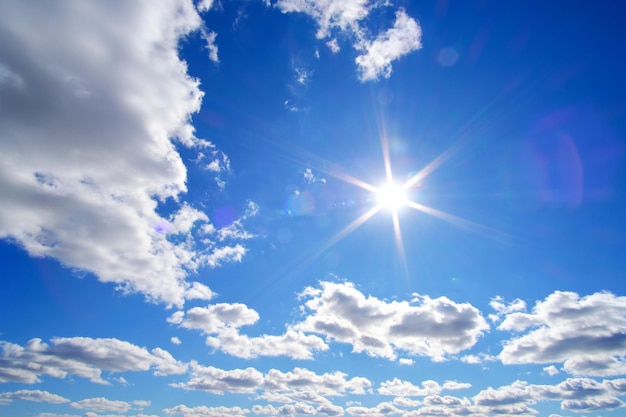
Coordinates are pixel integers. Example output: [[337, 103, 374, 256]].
[[405, 201, 509, 241], [402, 140, 466, 191], [312, 205, 382, 260]]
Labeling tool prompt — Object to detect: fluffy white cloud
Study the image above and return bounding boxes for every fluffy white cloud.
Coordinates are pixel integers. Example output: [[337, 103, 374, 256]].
[[205, 328, 328, 360], [165, 404, 249, 417], [264, 367, 372, 398], [172, 363, 264, 394], [0, 390, 70, 405], [70, 397, 130, 413], [276, 1, 421, 81], [355, 10, 421, 81], [201, 29, 219, 63], [346, 401, 402, 417], [0, 337, 186, 384], [294, 281, 489, 361], [471, 378, 626, 415], [168, 303, 260, 333], [276, 0, 369, 39], [377, 379, 470, 397], [498, 290, 626, 376], [488, 295, 526, 322], [0, 0, 253, 308], [170, 301, 328, 360]]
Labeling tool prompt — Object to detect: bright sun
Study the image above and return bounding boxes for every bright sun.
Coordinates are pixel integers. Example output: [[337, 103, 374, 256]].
[[376, 182, 407, 210]]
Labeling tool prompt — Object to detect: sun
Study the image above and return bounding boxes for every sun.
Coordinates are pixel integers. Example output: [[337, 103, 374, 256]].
[[376, 182, 407, 210]]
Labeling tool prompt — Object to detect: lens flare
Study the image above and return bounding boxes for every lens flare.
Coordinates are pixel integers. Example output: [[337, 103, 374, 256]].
[[376, 182, 407, 210]]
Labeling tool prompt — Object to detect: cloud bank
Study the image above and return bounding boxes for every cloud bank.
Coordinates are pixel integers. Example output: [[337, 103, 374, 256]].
[[0, 0, 254, 308]]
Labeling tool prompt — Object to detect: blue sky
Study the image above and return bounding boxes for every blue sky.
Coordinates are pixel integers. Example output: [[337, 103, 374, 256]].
[[1, 1, 626, 416]]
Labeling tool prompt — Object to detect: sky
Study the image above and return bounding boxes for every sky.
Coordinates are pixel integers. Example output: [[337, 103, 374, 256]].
[[1, 0, 626, 416]]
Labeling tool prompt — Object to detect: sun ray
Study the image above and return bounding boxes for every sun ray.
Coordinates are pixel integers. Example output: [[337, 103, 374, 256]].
[[308, 205, 382, 262], [405, 201, 509, 241], [391, 209, 409, 277], [402, 140, 466, 191], [329, 169, 379, 193]]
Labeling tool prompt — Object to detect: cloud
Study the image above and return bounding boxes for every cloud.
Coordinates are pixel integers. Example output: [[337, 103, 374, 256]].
[[303, 168, 326, 184], [498, 290, 626, 376], [173, 364, 370, 407], [544, 365, 560, 376], [275, 1, 421, 81], [168, 303, 260, 333], [326, 39, 340, 53], [201, 29, 219, 63], [169, 301, 328, 360], [263, 367, 372, 398], [488, 295, 526, 323], [205, 328, 328, 360], [165, 404, 249, 417], [170, 337, 182, 345], [275, 0, 369, 39], [0, 390, 70, 405], [70, 397, 130, 413], [471, 377, 626, 415], [346, 401, 402, 416], [0, 0, 254, 308], [196, 0, 215, 12], [460, 353, 498, 365], [294, 281, 489, 361], [172, 363, 264, 394], [355, 10, 422, 81], [0, 337, 186, 384], [377, 379, 470, 397]]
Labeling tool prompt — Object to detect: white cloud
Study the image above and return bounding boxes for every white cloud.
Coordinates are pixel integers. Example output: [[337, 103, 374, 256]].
[[169, 303, 260, 334], [183, 281, 216, 302], [544, 365, 560, 376], [378, 379, 469, 397], [0, 390, 70, 405], [326, 39, 340, 53], [275, 1, 422, 82], [303, 168, 326, 184], [488, 295, 526, 323], [264, 367, 372, 397], [170, 337, 182, 345], [294, 67, 312, 85], [346, 401, 402, 417], [0, 0, 252, 308], [498, 290, 626, 376], [276, 0, 369, 39], [398, 358, 414, 366], [70, 397, 130, 413], [471, 377, 626, 415], [460, 353, 498, 365], [378, 379, 438, 397], [196, 0, 215, 12], [205, 328, 328, 360], [172, 363, 264, 394], [205, 244, 247, 267], [294, 281, 489, 361], [201, 29, 219, 63], [165, 404, 249, 417], [0, 337, 186, 384], [170, 299, 328, 360], [355, 9, 422, 81]]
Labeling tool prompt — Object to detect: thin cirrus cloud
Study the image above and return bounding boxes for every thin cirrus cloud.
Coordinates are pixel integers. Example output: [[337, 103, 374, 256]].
[[0, 0, 257, 309]]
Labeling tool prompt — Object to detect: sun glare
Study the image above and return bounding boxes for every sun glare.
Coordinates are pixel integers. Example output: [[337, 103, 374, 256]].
[[376, 182, 407, 210]]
